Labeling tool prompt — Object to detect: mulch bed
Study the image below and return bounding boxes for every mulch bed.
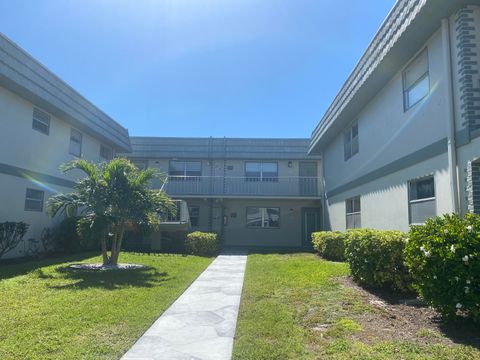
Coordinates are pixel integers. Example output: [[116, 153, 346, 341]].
[[68, 263, 148, 271], [340, 277, 480, 347]]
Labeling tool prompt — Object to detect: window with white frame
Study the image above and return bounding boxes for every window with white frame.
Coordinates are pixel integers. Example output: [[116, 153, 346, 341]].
[[100, 144, 113, 161], [25, 188, 44, 212], [246, 207, 280, 228], [409, 176, 436, 224], [344, 122, 359, 161], [69, 129, 82, 157], [245, 161, 278, 182], [169, 160, 202, 179], [403, 49, 429, 110], [32, 108, 50, 135], [188, 206, 200, 227], [131, 160, 148, 170], [346, 196, 361, 229]]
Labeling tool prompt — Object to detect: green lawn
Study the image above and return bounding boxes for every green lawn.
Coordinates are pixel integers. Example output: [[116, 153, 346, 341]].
[[232, 253, 480, 360], [0, 252, 212, 360]]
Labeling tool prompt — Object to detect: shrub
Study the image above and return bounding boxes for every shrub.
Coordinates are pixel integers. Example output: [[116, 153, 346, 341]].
[[53, 217, 81, 253], [40, 227, 56, 253], [53, 217, 101, 254], [0, 222, 29, 259], [185, 231, 219, 257], [405, 213, 480, 321], [345, 229, 411, 292], [312, 231, 346, 261]]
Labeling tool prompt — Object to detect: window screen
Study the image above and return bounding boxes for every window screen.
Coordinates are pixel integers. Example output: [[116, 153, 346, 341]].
[[245, 162, 278, 182], [32, 108, 50, 135], [403, 49, 429, 110], [246, 207, 280, 228], [69, 129, 82, 157], [346, 196, 361, 229], [409, 176, 436, 224], [25, 188, 44, 212]]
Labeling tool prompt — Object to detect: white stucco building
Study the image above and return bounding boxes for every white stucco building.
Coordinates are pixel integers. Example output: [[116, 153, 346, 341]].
[[2, 0, 480, 258], [309, 0, 480, 231], [0, 34, 131, 258]]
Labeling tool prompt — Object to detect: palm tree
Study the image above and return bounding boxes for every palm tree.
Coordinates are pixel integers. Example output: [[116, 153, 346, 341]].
[[48, 158, 175, 266]]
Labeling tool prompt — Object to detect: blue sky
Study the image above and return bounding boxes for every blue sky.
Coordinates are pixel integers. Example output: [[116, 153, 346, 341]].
[[0, 0, 395, 138]]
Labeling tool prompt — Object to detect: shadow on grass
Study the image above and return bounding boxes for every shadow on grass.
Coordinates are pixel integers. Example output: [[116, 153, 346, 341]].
[[46, 266, 171, 290], [343, 277, 480, 349], [0, 252, 100, 281], [439, 320, 480, 348]]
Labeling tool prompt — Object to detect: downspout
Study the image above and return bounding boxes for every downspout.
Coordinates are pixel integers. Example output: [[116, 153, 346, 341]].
[[442, 18, 460, 213], [321, 151, 328, 230]]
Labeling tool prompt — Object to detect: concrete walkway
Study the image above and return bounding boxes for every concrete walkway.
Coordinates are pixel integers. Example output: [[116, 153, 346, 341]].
[[122, 253, 248, 360]]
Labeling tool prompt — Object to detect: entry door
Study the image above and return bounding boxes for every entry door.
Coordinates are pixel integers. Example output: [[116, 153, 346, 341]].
[[301, 208, 321, 248], [299, 162, 318, 196]]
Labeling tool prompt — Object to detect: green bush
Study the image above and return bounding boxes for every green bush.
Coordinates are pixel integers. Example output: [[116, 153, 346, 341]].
[[405, 213, 480, 321], [345, 229, 411, 292], [312, 231, 346, 261], [53, 217, 81, 253], [53, 217, 101, 253], [0, 222, 29, 259], [185, 231, 219, 257]]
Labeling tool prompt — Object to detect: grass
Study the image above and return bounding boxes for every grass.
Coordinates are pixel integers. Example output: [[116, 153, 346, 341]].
[[232, 253, 480, 360], [0, 252, 212, 360]]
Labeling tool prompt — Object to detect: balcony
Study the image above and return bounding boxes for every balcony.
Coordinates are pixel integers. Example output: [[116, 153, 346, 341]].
[[161, 176, 320, 198]]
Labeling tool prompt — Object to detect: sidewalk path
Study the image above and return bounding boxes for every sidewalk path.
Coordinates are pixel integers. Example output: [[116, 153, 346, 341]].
[[122, 253, 248, 360]]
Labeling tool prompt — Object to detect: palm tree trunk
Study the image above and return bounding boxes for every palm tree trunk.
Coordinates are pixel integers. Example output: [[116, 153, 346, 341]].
[[110, 222, 125, 266], [100, 230, 110, 266]]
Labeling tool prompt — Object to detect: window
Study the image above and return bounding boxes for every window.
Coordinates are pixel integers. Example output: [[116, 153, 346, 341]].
[[403, 49, 429, 110], [344, 122, 359, 161], [100, 144, 113, 161], [246, 207, 280, 228], [169, 161, 202, 179], [25, 188, 44, 212], [132, 160, 148, 170], [409, 176, 436, 224], [245, 162, 278, 182], [32, 108, 50, 135], [346, 196, 361, 229], [188, 206, 200, 227], [69, 129, 82, 157]]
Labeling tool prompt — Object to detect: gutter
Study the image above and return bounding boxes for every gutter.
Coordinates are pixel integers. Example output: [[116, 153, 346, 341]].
[[442, 18, 460, 213]]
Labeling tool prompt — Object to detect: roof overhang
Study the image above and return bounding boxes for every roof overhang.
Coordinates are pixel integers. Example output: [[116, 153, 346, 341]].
[[309, 0, 480, 155], [0, 33, 131, 152]]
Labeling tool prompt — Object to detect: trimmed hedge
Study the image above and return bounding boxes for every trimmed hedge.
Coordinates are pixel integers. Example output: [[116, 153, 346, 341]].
[[185, 231, 219, 257], [312, 231, 346, 261], [345, 229, 411, 292], [405, 213, 480, 321]]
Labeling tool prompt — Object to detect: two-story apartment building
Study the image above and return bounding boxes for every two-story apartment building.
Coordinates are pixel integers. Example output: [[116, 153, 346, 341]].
[[309, 0, 480, 232], [0, 33, 131, 258], [126, 137, 322, 249]]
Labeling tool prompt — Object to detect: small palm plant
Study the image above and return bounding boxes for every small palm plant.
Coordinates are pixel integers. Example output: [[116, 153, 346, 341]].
[[48, 158, 175, 266]]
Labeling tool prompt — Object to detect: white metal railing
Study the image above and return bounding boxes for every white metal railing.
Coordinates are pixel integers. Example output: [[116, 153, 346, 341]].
[[162, 176, 320, 197]]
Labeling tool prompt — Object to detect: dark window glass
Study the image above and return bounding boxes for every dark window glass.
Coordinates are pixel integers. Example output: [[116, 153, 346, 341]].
[[169, 161, 202, 178], [188, 206, 200, 227], [25, 188, 44, 212], [344, 122, 358, 161], [346, 196, 361, 229], [245, 162, 278, 182], [32, 108, 50, 135], [100, 144, 113, 161], [246, 207, 280, 228], [69, 129, 82, 157]]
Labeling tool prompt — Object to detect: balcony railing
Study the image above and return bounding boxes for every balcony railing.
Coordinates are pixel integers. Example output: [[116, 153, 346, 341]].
[[161, 176, 320, 198]]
